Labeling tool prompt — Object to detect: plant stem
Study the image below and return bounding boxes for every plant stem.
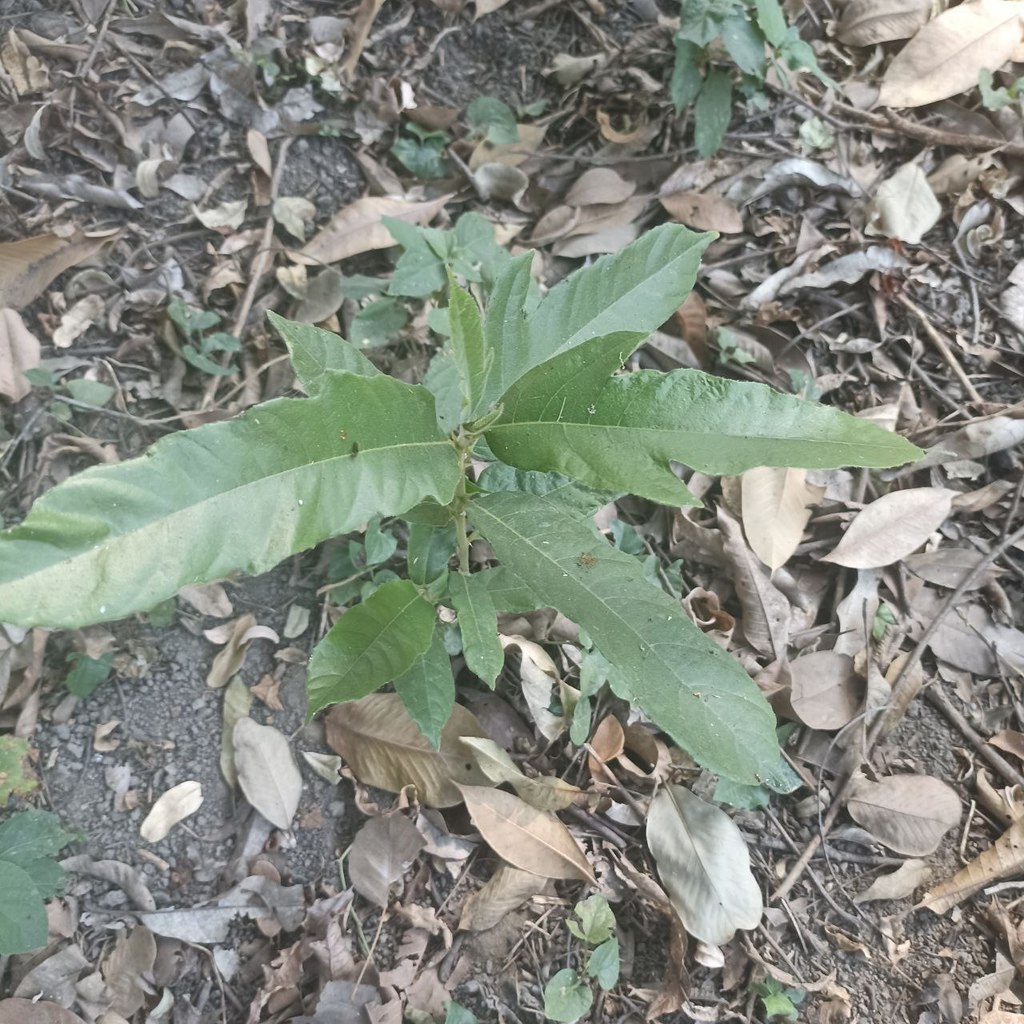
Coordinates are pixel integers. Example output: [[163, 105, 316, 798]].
[[452, 428, 474, 575]]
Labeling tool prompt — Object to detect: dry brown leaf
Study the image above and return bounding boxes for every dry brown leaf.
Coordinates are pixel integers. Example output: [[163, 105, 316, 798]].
[[468, 123, 546, 171], [553, 223, 639, 258], [473, 0, 512, 15], [565, 167, 636, 207], [140, 780, 203, 842], [178, 582, 233, 617], [990, 730, 1024, 762], [299, 194, 450, 266], [0, 233, 110, 311], [206, 614, 278, 688], [660, 191, 743, 234], [920, 817, 1024, 915], [233, 718, 302, 829], [848, 774, 962, 855], [325, 693, 490, 807], [458, 861, 547, 932], [101, 925, 157, 1018], [822, 488, 955, 568], [852, 859, 931, 904], [1, 30, 48, 95], [500, 635, 565, 740], [0, 308, 40, 401], [348, 814, 426, 908], [0, 1000, 87, 1024], [741, 467, 824, 570], [865, 163, 941, 245], [903, 549, 1000, 590], [341, 0, 385, 80], [460, 736, 581, 811], [219, 676, 251, 789], [789, 651, 864, 730], [457, 784, 594, 882], [878, 0, 1024, 108], [837, 0, 932, 45], [718, 508, 791, 660]]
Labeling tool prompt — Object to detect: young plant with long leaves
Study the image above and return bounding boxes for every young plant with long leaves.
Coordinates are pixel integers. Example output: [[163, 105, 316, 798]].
[[0, 224, 920, 785]]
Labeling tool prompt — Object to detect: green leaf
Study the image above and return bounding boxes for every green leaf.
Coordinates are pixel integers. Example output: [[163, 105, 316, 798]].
[[444, 1001, 478, 1024], [714, 777, 772, 809], [453, 213, 510, 287], [678, 0, 733, 46], [407, 522, 455, 585], [467, 96, 520, 144], [393, 628, 455, 750], [364, 518, 398, 566], [423, 350, 463, 435], [471, 492, 784, 784], [0, 736, 38, 807], [755, 979, 804, 1021], [755, 0, 788, 47], [694, 67, 733, 158], [568, 893, 615, 944], [0, 373, 460, 628], [478, 252, 535, 410], [386, 218, 447, 298], [65, 378, 114, 407], [586, 938, 620, 991], [391, 133, 449, 180], [543, 969, 593, 1023], [268, 312, 378, 397], [485, 336, 921, 506], [64, 651, 114, 697], [478, 464, 612, 513], [447, 572, 503, 688], [350, 297, 409, 348], [0, 810, 74, 900], [480, 566, 539, 612], [671, 40, 704, 112], [308, 579, 437, 716], [0, 861, 46, 955], [448, 277, 490, 419], [721, 13, 766, 76]]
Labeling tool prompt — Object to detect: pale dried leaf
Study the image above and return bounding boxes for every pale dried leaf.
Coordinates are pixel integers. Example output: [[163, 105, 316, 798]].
[[348, 814, 426, 908], [920, 818, 1024, 915], [0, 1000, 87, 1024], [500, 635, 565, 740], [325, 693, 490, 807], [852, 859, 931, 903], [101, 925, 157, 1018], [718, 508, 791, 659], [272, 196, 316, 242], [647, 784, 763, 945], [789, 651, 864, 730], [468, 123, 546, 171], [823, 488, 955, 568], [192, 199, 248, 230], [457, 784, 594, 881], [299, 195, 450, 266], [460, 736, 581, 811], [179, 582, 233, 617], [472, 163, 529, 204], [302, 751, 343, 783], [865, 163, 941, 244], [0, 233, 110, 311], [837, 0, 932, 45], [566, 168, 636, 207], [741, 467, 824, 570], [0, 308, 40, 401], [660, 191, 743, 234], [848, 774, 961, 855], [878, 0, 1024, 108], [52, 294, 104, 349], [778, 247, 910, 292], [233, 718, 303, 830], [903, 549, 999, 590], [140, 780, 203, 842], [219, 676, 251, 789], [459, 862, 547, 931]]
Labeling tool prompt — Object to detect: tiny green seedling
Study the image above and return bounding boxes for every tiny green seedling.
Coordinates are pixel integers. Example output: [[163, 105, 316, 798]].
[[167, 298, 241, 377], [0, 222, 920, 787], [544, 895, 621, 1022]]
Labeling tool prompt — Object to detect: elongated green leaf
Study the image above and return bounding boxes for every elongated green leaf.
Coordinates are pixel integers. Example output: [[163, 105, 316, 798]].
[[0, 861, 46, 954], [0, 373, 460, 628], [308, 579, 436, 716], [407, 522, 455, 585], [448, 572, 503, 687], [471, 491, 783, 785], [393, 628, 455, 750], [486, 336, 921, 505], [482, 566, 539, 612], [423, 349, 463, 434], [694, 68, 733, 158], [448, 276, 490, 419], [268, 312, 378, 397], [479, 252, 534, 411]]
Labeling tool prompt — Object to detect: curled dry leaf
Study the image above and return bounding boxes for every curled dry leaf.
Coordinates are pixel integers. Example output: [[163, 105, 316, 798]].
[[348, 814, 426, 908], [140, 780, 203, 842], [837, 0, 932, 45], [219, 676, 251, 789], [647, 784, 763, 945], [877, 0, 1024, 108], [178, 582, 233, 618], [740, 467, 824, 571], [459, 861, 548, 932], [852, 858, 931, 904], [847, 774, 961, 856], [233, 718, 303, 830], [457, 783, 594, 882], [822, 488, 955, 569], [0, 308, 41, 402], [298, 194, 451, 266], [865, 163, 941, 245], [789, 651, 864, 730], [0, 232, 112, 311], [920, 817, 1024, 915], [325, 693, 490, 808], [206, 614, 278, 688], [500, 634, 565, 740]]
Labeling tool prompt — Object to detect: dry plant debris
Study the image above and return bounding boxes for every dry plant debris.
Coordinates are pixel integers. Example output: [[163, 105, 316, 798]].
[[1, 0, 1024, 1021]]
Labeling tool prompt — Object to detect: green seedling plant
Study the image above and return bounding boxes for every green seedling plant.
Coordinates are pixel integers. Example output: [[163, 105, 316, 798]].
[[979, 68, 1024, 111], [391, 122, 451, 180], [166, 298, 241, 376], [0, 222, 920, 786], [544, 894, 620, 1022], [672, 0, 831, 156]]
